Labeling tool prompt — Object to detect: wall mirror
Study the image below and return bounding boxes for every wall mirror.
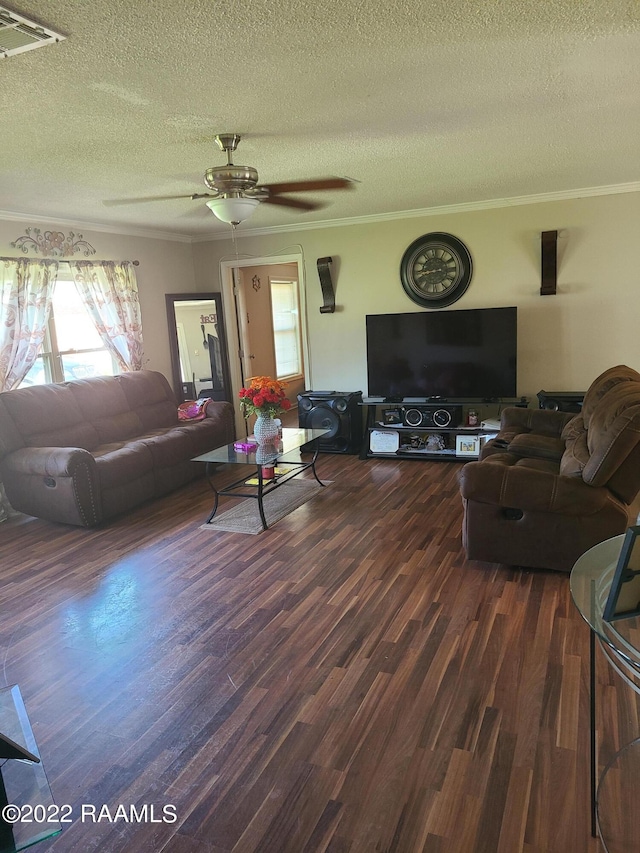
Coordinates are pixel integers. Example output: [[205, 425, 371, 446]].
[[165, 292, 232, 404]]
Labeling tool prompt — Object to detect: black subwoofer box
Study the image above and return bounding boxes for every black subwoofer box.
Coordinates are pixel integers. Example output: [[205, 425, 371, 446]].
[[537, 390, 585, 413], [297, 391, 363, 454]]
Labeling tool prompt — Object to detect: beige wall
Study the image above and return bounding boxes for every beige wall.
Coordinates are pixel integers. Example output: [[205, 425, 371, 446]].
[[0, 219, 197, 382], [192, 191, 640, 401], [3, 188, 640, 406]]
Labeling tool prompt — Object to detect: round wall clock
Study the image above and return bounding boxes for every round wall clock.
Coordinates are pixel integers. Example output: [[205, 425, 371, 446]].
[[400, 232, 473, 308]]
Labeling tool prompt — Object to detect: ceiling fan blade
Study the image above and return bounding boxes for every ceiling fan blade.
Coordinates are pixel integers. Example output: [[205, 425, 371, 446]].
[[261, 195, 324, 212], [103, 192, 212, 207], [260, 177, 353, 195]]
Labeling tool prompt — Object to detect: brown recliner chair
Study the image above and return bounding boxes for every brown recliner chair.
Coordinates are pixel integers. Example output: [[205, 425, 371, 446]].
[[459, 365, 640, 572]]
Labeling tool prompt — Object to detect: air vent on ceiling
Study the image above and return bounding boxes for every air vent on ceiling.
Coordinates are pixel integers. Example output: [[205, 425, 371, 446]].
[[0, 5, 66, 58]]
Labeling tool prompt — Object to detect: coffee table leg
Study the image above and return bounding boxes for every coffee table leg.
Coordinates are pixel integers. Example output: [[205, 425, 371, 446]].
[[590, 628, 597, 837], [257, 469, 268, 530], [204, 462, 220, 523], [309, 440, 325, 486], [205, 488, 220, 524]]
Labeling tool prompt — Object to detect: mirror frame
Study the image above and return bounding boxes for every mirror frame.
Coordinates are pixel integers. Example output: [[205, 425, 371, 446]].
[[165, 292, 233, 404]]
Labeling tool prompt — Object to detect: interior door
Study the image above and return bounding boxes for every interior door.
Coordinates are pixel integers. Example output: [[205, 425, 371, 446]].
[[235, 266, 277, 383]]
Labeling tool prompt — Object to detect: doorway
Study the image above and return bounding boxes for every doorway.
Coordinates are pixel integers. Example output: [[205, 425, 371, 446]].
[[220, 254, 309, 437]]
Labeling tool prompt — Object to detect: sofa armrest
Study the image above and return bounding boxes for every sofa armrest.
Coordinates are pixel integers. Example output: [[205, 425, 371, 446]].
[[499, 406, 576, 437], [3, 446, 95, 477], [459, 456, 612, 516], [1, 447, 101, 527], [204, 400, 236, 442]]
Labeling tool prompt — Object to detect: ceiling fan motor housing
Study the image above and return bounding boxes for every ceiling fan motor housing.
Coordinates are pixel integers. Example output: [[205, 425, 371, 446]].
[[203, 165, 260, 193], [105, 131, 352, 217]]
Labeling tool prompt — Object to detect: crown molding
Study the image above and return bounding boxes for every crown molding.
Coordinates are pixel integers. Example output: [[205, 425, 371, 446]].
[[2, 179, 640, 245], [0, 209, 194, 243], [193, 179, 640, 241]]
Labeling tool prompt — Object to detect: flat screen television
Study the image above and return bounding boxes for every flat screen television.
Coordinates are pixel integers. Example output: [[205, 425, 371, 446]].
[[366, 306, 517, 400]]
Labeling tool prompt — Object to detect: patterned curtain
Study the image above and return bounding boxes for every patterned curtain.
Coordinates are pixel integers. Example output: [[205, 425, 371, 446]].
[[0, 258, 59, 522], [70, 260, 144, 372], [0, 257, 58, 392]]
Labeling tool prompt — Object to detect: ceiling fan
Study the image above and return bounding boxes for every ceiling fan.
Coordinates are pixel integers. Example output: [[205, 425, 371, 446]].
[[105, 133, 354, 225]]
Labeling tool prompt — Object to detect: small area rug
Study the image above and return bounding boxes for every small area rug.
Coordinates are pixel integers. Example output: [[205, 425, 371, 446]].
[[200, 478, 327, 534]]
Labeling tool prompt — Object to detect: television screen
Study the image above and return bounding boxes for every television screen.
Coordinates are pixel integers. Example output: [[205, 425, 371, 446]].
[[366, 307, 517, 400]]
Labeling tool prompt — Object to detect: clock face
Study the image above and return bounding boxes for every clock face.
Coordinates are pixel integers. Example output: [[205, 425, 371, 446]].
[[400, 232, 473, 308]]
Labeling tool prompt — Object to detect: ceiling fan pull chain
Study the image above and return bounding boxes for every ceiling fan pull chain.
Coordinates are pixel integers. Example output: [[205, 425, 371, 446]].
[[231, 223, 239, 260]]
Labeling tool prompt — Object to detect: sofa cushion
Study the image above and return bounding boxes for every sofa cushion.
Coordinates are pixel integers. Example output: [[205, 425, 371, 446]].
[[175, 420, 228, 457], [559, 441, 589, 478], [511, 456, 560, 475], [0, 383, 100, 450], [116, 370, 178, 430], [582, 365, 640, 427], [559, 416, 590, 478], [459, 454, 612, 516], [93, 440, 154, 490], [136, 427, 196, 467], [507, 433, 565, 462], [68, 376, 144, 444], [561, 414, 585, 442], [499, 406, 574, 437], [581, 383, 640, 498], [0, 396, 24, 456]]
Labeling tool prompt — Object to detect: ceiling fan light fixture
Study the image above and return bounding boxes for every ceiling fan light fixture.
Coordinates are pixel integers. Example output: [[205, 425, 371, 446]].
[[205, 196, 260, 225]]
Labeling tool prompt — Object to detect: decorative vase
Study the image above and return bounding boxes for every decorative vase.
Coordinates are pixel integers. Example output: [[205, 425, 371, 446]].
[[253, 414, 280, 445]]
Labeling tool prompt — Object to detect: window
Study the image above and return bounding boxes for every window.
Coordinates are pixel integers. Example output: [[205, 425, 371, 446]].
[[270, 279, 302, 379], [20, 279, 117, 387]]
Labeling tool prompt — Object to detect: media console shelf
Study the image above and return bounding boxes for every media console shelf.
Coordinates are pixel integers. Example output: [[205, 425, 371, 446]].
[[360, 397, 528, 461]]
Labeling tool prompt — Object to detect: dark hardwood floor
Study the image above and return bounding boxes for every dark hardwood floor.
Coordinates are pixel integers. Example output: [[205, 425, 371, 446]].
[[0, 453, 625, 851]]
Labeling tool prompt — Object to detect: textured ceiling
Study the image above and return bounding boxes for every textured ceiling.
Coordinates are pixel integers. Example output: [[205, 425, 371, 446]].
[[2, 0, 640, 239]]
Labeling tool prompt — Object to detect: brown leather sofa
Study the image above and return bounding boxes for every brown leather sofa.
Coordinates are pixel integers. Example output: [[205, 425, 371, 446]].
[[459, 365, 640, 572], [0, 370, 235, 527]]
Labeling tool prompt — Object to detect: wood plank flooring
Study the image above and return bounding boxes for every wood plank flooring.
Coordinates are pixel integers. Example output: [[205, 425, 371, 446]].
[[0, 453, 627, 851]]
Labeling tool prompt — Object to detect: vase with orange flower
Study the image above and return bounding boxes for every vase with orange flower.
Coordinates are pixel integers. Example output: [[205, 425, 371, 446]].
[[239, 376, 291, 444]]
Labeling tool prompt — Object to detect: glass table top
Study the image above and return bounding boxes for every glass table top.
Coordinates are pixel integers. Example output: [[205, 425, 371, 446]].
[[570, 534, 640, 672], [192, 427, 329, 466], [571, 535, 640, 852], [0, 685, 62, 852]]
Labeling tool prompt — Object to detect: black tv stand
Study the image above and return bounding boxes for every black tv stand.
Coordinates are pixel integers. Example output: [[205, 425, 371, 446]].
[[360, 396, 529, 461]]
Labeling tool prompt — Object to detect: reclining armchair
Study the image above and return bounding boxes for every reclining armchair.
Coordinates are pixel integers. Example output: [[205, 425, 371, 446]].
[[459, 365, 640, 572]]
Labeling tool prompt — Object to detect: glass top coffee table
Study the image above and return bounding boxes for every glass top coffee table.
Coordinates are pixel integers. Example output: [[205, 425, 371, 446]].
[[571, 534, 640, 849], [0, 685, 62, 852], [192, 427, 329, 531]]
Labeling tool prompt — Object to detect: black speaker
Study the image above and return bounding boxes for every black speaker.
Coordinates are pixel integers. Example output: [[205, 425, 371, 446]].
[[537, 390, 585, 413], [402, 404, 463, 429], [297, 391, 363, 454]]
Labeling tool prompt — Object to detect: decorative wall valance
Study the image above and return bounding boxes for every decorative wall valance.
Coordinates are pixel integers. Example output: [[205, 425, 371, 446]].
[[10, 228, 96, 257]]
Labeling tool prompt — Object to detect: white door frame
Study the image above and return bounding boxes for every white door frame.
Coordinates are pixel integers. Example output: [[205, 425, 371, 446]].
[[220, 251, 309, 437]]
